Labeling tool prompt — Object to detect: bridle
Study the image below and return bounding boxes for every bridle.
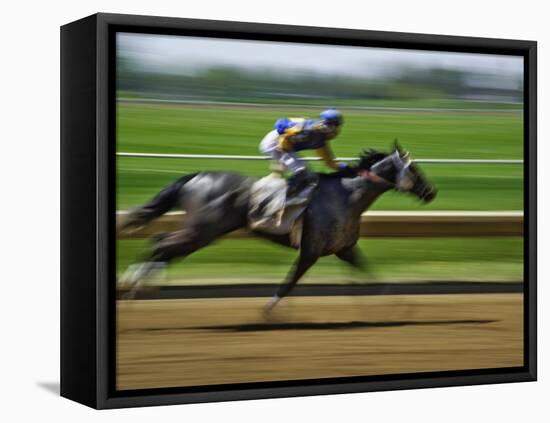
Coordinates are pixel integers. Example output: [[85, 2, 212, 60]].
[[367, 151, 415, 192]]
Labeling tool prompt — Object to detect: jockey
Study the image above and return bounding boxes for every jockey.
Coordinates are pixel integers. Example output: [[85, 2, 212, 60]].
[[259, 109, 348, 196]]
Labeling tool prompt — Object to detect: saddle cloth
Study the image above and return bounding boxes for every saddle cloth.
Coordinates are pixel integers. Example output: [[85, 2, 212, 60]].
[[248, 174, 315, 246]]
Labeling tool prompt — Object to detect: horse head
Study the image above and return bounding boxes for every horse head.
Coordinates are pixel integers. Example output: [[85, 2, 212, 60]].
[[357, 143, 437, 203]]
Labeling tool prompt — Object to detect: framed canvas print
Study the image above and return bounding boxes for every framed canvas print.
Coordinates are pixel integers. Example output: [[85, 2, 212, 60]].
[[60, 13, 537, 409]]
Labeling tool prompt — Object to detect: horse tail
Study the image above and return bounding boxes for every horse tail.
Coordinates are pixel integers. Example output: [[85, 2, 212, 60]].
[[119, 172, 199, 231]]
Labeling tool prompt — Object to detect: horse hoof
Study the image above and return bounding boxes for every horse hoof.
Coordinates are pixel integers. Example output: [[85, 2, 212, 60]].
[[119, 289, 137, 301], [263, 295, 281, 314]]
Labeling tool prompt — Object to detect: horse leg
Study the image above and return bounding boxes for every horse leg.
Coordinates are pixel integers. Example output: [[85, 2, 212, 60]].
[[266, 251, 318, 311], [336, 244, 379, 282], [119, 260, 168, 299], [335, 245, 382, 301], [335, 245, 365, 271], [119, 226, 221, 298], [150, 226, 215, 262]]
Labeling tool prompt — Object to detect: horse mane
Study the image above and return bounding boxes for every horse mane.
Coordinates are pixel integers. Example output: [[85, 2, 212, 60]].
[[319, 149, 389, 179], [357, 149, 389, 170]]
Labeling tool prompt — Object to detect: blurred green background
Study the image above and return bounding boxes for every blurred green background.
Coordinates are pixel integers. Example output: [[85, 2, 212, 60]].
[[116, 103, 524, 284], [116, 34, 524, 285]]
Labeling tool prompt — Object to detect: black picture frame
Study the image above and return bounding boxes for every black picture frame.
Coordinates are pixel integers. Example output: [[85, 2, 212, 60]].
[[61, 12, 537, 409]]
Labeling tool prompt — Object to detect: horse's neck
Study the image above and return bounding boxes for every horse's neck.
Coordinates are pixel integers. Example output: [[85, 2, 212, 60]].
[[349, 178, 392, 216], [358, 164, 397, 211]]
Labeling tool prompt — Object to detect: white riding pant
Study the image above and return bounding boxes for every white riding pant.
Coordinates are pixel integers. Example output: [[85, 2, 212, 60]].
[[259, 130, 306, 174]]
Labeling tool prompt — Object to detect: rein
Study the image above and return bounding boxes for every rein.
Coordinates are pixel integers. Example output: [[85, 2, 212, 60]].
[[359, 151, 412, 191], [357, 169, 394, 187]]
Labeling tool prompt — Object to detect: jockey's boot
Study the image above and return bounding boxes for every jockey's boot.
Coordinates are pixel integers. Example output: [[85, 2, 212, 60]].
[[286, 170, 316, 205], [287, 170, 308, 197]]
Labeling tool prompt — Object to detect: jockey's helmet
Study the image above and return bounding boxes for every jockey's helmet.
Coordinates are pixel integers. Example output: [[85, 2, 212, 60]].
[[320, 109, 343, 127], [274, 117, 294, 134]]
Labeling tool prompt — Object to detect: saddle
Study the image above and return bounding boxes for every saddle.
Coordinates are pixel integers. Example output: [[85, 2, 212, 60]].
[[248, 173, 317, 246]]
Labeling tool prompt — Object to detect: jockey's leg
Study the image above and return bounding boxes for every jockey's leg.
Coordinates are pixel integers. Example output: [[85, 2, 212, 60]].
[[286, 169, 310, 198], [259, 130, 308, 179], [259, 130, 285, 173], [259, 130, 311, 195], [282, 153, 315, 205], [269, 161, 285, 177]]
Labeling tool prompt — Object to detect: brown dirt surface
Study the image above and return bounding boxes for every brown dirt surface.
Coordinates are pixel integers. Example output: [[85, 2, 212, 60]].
[[116, 293, 523, 390]]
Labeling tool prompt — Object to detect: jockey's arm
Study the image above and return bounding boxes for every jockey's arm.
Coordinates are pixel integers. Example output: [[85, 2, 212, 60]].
[[276, 126, 302, 152], [316, 145, 340, 170]]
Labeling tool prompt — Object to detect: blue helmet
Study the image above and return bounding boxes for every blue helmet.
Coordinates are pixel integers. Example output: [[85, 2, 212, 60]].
[[274, 117, 295, 134], [320, 109, 343, 126]]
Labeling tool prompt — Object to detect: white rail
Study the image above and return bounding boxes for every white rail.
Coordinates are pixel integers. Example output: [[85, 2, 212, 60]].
[[116, 152, 523, 165], [118, 97, 523, 113]]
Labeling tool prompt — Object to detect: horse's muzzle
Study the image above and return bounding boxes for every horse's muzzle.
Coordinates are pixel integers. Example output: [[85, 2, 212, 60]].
[[421, 187, 437, 203]]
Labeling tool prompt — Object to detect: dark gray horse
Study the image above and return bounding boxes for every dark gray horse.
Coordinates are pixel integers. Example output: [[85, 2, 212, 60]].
[[119, 144, 436, 308]]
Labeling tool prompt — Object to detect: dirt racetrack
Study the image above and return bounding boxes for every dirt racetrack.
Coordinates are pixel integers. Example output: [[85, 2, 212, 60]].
[[116, 293, 523, 390]]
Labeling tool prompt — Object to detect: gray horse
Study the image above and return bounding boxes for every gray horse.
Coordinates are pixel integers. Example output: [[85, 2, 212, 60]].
[[119, 144, 436, 308]]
